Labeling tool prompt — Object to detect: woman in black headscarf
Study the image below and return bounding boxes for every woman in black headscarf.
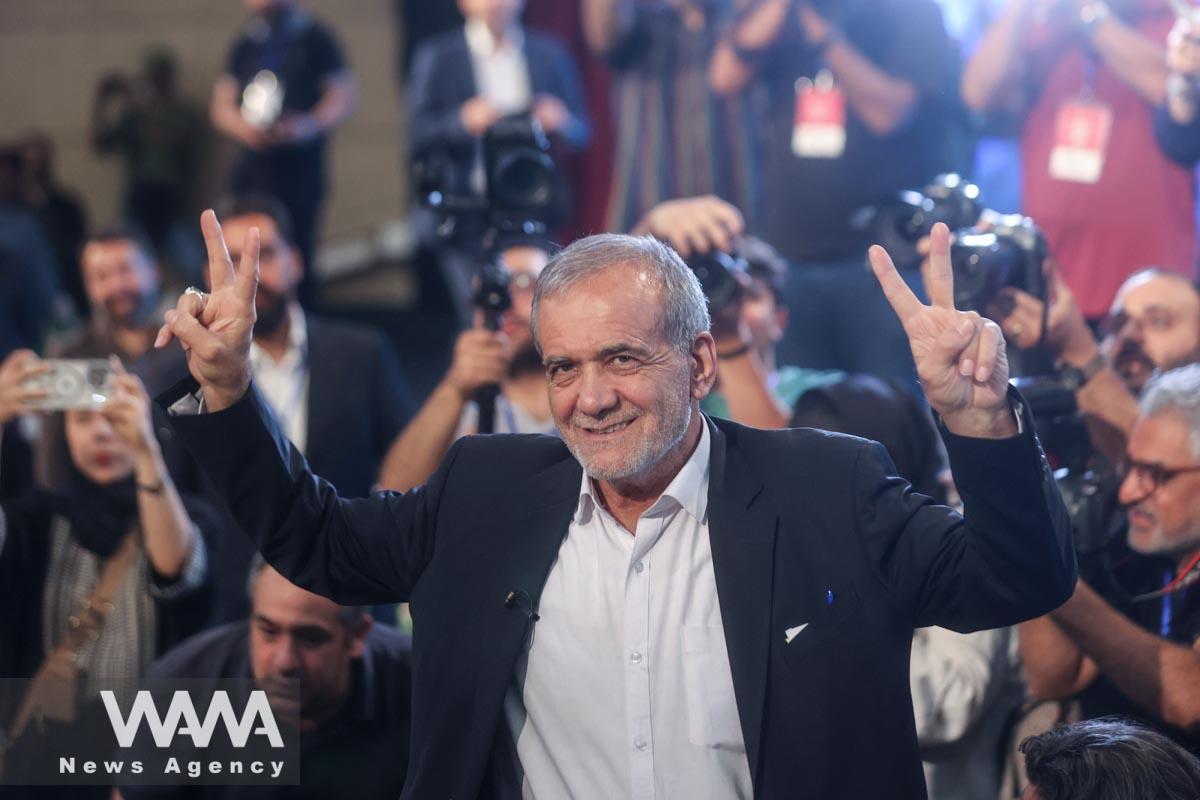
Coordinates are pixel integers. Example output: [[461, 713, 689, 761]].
[[0, 350, 214, 776]]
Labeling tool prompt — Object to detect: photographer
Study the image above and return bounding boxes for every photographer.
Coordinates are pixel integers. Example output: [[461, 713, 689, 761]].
[[962, 0, 1194, 322], [582, 0, 761, 232], [634, 196, 844, 429], [91, 48, 201, 278], [0, 352, 214, 777], [407, 0, 590, 196], [1018, 364, 1200, 752], [709, 0, 960, 380], [377, 241, 554, 492], [1156, 14, 1200, 166], [987, 261, 1200, 462]]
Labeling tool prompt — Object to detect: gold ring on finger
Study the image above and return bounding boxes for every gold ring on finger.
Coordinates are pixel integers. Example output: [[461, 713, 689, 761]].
[[1011, 322, 1024, 337]]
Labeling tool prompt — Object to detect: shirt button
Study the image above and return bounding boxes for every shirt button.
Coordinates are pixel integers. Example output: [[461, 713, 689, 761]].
[[634, 737, 648, 752], [629, 651, 643, 665], [634, 561, 645, 574]]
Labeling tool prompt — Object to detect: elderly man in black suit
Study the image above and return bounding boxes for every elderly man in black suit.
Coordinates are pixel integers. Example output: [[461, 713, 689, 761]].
[[154, 213, 1075, 799]]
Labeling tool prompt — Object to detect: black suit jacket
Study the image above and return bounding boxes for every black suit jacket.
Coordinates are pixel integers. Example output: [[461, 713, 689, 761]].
[[407, 27, 591, 158], [302, 316, 413, 498], [163, 385, 1075, 799], [146, 315, 412, 624]]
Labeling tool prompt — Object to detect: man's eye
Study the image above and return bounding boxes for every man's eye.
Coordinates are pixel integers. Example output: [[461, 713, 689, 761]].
[[1145, 313, 1174, 330]]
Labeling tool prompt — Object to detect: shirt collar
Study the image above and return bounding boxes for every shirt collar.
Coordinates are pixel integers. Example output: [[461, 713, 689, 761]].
[[250, 302, 308, 367], [464, 17, 524, 58], [574, 420, 711, 525]]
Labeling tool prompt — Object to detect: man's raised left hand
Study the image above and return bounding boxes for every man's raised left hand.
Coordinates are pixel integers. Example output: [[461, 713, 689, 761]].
[[870, 222, 1017, 439]]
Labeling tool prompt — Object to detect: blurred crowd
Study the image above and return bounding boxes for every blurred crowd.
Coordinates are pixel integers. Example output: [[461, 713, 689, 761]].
[[2, 0, 1200, 798]]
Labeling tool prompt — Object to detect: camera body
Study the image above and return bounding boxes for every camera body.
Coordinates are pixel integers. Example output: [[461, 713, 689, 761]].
[[687, 250, 749, 313], [856, 173, 984, 272], [414, 112, 561, 247], [1013, 377, 1124, 554], [949, 213, 1048, 313]]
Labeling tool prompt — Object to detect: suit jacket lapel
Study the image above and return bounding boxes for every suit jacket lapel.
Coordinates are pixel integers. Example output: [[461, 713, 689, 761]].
[[706, 418, 778, 786], [472, 454, 582, 715], [452, 30, 480, 100]]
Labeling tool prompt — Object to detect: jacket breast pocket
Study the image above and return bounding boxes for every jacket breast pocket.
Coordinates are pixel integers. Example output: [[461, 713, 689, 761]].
[[779, 584, 862, 673], [681, 625, 744, 750]]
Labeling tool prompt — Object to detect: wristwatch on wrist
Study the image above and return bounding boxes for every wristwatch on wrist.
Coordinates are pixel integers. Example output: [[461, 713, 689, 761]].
[[1057, 352, 1106, 391], [1079, 1, 1110, 36]]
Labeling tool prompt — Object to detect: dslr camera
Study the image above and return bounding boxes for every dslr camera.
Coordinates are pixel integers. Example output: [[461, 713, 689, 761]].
[[859, 173, 1049, 313], [686, 250, 750, 314], [864, 175, 1118, 552]]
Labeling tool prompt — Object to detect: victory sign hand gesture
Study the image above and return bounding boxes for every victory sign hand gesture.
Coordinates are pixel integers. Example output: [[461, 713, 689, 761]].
[[869, 223, 1017, 439], [154, 210, 260, 412]]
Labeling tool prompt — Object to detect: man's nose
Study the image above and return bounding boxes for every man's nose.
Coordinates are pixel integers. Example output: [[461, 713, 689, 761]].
[[575, 365, 619, 418], [1118, 468, 1150, 508], [271, 638, 301, 673]]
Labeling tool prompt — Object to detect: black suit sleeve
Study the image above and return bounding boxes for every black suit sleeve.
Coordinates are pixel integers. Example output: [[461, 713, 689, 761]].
[[853, 394, 1077, 631], [1154, 103, 1200, 167], [163, 385, 457, 606]]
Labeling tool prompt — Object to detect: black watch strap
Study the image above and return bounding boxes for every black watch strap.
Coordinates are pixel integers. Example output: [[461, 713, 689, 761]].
[[1058, 352, 1105, 391]]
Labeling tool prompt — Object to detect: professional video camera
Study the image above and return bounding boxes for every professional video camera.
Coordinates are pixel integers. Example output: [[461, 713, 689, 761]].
[[414, 113, 562, 433], [413, 112, 562, 246], [858, 174, 1049, 313]]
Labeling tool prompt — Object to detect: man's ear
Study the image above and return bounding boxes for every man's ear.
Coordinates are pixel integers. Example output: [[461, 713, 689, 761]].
[[691, 332, 718, 401], [288, 244, 305, 281], [347, 615, 373, 659], [772, 306, 790, 343]]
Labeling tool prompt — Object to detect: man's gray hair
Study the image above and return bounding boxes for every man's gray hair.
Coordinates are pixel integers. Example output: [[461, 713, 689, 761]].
[[246, 555, 369, 632], [531, 233, 710, 354], [1140, 364, 1200, 459]]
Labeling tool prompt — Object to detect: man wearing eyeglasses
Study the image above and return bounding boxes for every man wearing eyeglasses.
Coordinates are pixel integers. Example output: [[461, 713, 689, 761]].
[[1019, 364, 1200, 752]]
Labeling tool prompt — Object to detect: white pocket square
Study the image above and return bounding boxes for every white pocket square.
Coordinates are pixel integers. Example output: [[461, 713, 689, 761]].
[[784, 623, 809, 644]]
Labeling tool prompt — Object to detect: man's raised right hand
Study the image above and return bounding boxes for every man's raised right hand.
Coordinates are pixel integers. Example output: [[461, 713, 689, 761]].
[[154, 210, 260, 412]]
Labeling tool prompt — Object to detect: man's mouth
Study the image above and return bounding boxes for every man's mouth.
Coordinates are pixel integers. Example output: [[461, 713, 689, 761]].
[[578, 419, 634, 437], [1128, 508, 1156, 530]]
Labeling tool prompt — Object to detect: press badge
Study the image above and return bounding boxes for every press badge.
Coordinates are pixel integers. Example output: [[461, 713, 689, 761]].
[[792, 70, 846, 159], [1047, 99, 1113, 184]]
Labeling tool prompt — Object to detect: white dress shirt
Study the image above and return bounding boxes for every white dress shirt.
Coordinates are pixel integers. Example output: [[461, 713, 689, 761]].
[[464, 18, 532, 117], [248, 303, 310, 454], [503, 423, 754, 799]]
